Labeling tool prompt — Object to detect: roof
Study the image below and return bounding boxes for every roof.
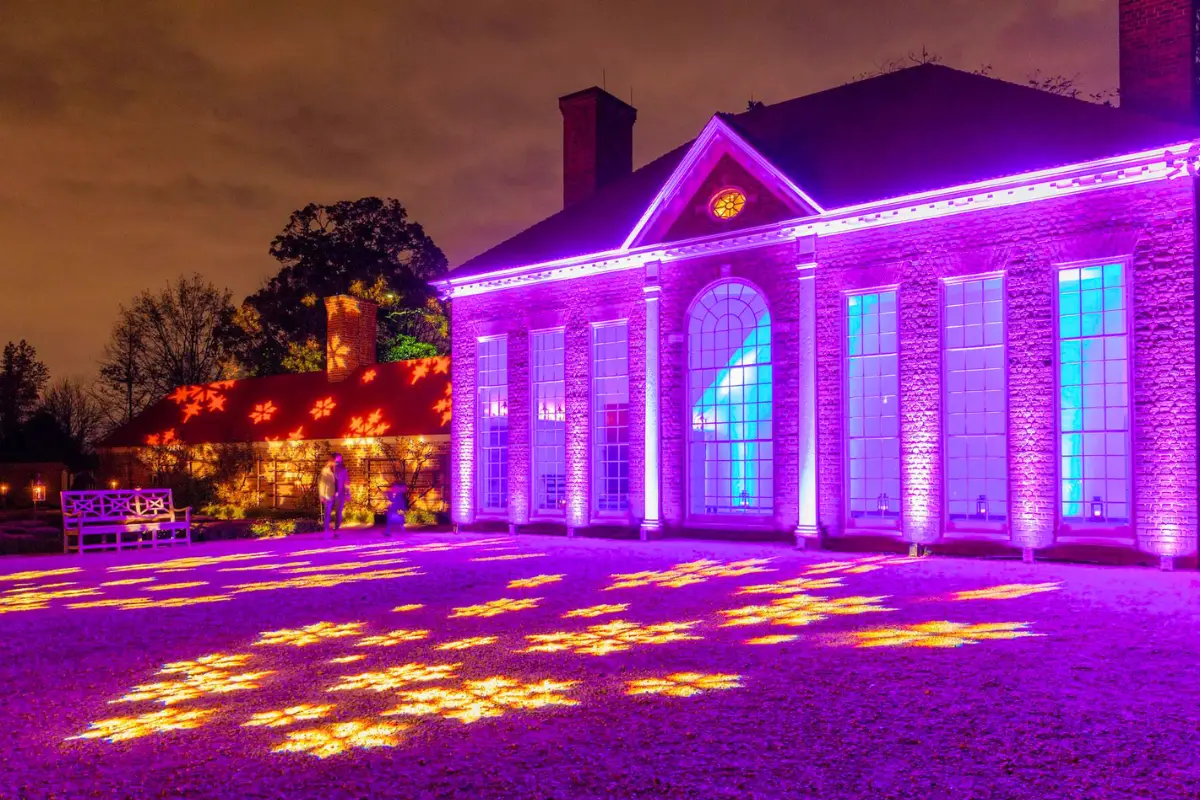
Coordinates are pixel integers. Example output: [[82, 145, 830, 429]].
[[99, 358, 451, 449], [457, 64, 1200, 276]]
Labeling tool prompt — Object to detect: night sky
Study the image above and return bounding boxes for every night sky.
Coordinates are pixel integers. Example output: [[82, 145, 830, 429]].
[[1, 0, 1118, 379]]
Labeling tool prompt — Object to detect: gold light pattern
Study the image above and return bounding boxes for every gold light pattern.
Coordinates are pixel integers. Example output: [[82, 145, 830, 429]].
[[710, 188, 746, 219], [745, 635, 800, 645], [326, 334, 351, 371], [310, 397, 336, 420], [626, 672, 741, 697], [449, 597, 541, 618], [108, 553, 271, 573], [1, 585, 101, 613], [281, 558, 410, 574], [228, 567, 423, 594], [434, 383, 452, 426], [327, 662, 460, 694], [114, 653, 273, 705], [68, 708, 215, 742], [355, 629, 430, 647], [0, 567, 81, 582], [521, 620, 702, 656], [392, 604, 424, 612], [142, 581, 209, 592], [470, 553, 548, 562], [243, 704, 333, 728], [719, 594, 894, 628], [605, 558, 774, 590], [218, 561, 312, 573], [382, 677, 579, 724], [802, 555, 919, 576], [951, 583, 1063, 601], [272, 720, 405, 758], [328, 655, 367, 664], [145, 428, 178, 445], [100, 577, 156, 586], [846, 621, 1041, 649], [254, 622, 365, 647], [435, 636, 498, 651], [507, 574, 564, 589], [68, 595, 232, 611], [345, 410, 390, 439], [166, 382, 231, 424], [563, 604, 629, 619], [361, 368, 377, 384], [736, 577, 845, 595]]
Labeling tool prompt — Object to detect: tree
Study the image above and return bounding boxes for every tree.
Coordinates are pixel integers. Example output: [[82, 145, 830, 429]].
[[0, 340, 49, 440], [231, 197, 449, 376], [96, 275, 237, 420], [41, 377, 105, 453]]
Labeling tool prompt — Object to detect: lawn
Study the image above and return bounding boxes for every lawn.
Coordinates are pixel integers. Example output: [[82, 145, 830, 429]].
[[0, 531, 1196, 799]]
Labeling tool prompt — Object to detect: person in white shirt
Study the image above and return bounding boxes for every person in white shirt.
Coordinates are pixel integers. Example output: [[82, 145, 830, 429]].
[[318, 453, 349, 537]]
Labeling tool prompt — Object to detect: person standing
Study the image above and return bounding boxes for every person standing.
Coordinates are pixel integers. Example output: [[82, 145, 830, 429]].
[[319, 453, 349, 537]]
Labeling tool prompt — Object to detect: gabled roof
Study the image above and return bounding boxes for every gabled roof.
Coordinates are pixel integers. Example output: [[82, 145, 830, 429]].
[[456, 64, 1200, 277], [99, 358, 451, 449]]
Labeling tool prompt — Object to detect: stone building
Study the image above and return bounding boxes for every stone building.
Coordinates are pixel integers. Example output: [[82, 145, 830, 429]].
[[438, 0, 1200, 569], [99, 295, 451, 520]]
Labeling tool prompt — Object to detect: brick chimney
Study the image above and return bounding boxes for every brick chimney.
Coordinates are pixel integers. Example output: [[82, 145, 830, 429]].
[[559, 86, 637, 208], [324, 295, 377, 382], [1119, 0, 1200, 122]]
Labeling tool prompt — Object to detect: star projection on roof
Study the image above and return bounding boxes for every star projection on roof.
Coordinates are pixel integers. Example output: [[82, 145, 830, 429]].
[[144, 429, 177, 446], [843, 621, 1042, 649], [381, 677, 579, 724], [345, 409, 391, 439], [310, 397, 336, 420], [167, 381, 232, 424], [450, 597, 541, 618], [521, 620, 702, 656], [605, 559, 775, 590], [250, 401, 277, 424], [361, 368, 377, 384], [272, 720, 407, 759], [626, 673, 742, 698]]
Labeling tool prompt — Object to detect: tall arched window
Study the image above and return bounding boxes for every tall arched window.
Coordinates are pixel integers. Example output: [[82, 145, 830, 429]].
[[687, 281, 773, 517]]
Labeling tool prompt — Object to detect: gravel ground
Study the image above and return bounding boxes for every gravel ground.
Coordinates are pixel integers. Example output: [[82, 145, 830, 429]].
[[0, 531, 1196, 800]]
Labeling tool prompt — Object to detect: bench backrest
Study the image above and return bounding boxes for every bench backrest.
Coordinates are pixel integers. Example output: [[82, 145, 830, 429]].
[[61, 489, 176, 524]]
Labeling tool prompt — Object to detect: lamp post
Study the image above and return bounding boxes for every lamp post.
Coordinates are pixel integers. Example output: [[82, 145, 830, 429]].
[[0, 482, 8, 509], [1090, 495, 1104, 522], [108, 479, 119, 491], [31, 475, 46, 519], [976, 494, 988, 519]]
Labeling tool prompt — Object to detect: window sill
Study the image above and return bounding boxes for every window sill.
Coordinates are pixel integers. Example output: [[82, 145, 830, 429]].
[[685, 516, 776, 529], [845, 518, 901, 532]]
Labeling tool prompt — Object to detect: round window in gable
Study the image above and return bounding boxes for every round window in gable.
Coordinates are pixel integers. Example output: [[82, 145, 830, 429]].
[[709, 188, 746, 220]]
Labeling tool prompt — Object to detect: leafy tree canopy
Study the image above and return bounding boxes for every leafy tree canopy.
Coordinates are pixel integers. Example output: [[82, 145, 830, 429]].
[[0, 340, 49, 439], [231, 197, 450, 376]]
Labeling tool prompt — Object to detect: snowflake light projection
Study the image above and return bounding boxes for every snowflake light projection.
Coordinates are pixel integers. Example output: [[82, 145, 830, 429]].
[[433, 383, 452, 426], [507, 574, 563, 589], [273, 720, 406, 758], [735, 577, 845, 595], [68, 708, 215, 743], [254, 622, 365, 647], [345, 410, 390, 440], [327, 662, 460, 694], [382, 677, 579, 724], [801, 555, 919, 576], [563, 604, 629, 619], [469, 553, 548, 562], [361, 368, 377, 384], [604, 559, 775, 590], [326, 334, 351, 371], [450, 598, 541, 618], [951, 583, 1062, 601], [243, 704, 333, 728], [626, 673, 741, 698], [1, 584, 100, 613], [435, 636, 498, 651], [167, 382, 231, 424], [113, 653, 273, 705], [310, 397, 336, 420], [355, 629, 430, 647], [719, 593, 895, 628], [228, 566, 423, 594], [844, 621, 1041, 649], [521, 620, 702, 656], [250, 401, 277, 424]]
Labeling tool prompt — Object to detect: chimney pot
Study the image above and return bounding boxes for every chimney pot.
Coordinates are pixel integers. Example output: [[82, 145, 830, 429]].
[[559, 86, 637, 208]]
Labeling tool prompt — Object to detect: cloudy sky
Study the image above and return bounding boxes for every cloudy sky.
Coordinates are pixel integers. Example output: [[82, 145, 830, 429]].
[[0, 0, 1118, 378]]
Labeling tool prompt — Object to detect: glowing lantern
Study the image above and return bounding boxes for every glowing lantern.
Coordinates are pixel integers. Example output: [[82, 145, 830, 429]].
[[0, 482, 8, 508], [1090, 496, 1104, 521], [876, 493, 889, 515], [31, 476, 46, 504], [976, 494, 988, 518], [109, 479, 119, 490]]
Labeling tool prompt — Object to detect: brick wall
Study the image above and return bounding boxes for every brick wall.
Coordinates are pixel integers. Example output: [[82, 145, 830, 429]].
[[1119, 0, 1197, 122], [324, 295, 378, 382]]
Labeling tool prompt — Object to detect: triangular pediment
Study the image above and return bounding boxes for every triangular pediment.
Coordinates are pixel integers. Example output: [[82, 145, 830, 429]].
[[623, 116, 822, 250]]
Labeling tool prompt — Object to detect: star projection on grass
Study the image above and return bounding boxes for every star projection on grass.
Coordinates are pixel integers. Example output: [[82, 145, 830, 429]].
[[1, 584, 100, 613], [272, 720, 406, 759], [113, 653, 273, 705], [254, 622, 365, 647], [142, 581, 209, 591], [68, 708, 216, 743], [327, 662, 460, 694], [68, 595, 232, 611], [735, 577, 845, 595], [0, 567, 81, 582], [604, 558, 775, 590], [450, 597, 541, 618], [228, 566, 423, 594], [562, 604, 629, 619], [282, 558, 410, 574], [951, 583, 1063, 601], [328, 654, 367, 665], [719, 593, 895, 628], [507, 574, 564, 589], [521, 620, 703, 656], [470, 553, 548, 562], [243, 704, 333, 728], [435, 636, 499, 651], [355, 629, 430, 647], [107, 553, 272, 573], [218, 561, 312, 573], [381, 677, 579, 724], [844, 621, 1041, 649], [392, 604, 424, 612], [99, 577, 156, 586], [745, 635, 801, 645], [801, 555, 919, 576], [625, 673, 742, 698]]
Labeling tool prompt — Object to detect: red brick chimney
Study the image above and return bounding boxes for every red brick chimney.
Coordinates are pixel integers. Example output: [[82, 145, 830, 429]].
[[324, 295, 377, 382], [559, 86, 637, 208], [1119, 0, 1200, 122]]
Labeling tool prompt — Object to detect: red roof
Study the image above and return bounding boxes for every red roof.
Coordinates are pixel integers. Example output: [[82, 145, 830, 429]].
[[457, 65, 1200, 276], [100, 358, 451, 448]]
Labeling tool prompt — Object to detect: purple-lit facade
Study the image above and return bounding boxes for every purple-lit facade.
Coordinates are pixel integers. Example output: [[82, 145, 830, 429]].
[[441, 12, 1200, 568]]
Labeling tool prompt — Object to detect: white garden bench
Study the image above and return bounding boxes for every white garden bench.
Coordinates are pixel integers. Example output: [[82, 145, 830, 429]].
[[61, 489, 191, 554]]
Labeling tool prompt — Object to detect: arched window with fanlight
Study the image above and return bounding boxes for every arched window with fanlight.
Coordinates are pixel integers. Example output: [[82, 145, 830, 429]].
[[687, 281, 773, 517]]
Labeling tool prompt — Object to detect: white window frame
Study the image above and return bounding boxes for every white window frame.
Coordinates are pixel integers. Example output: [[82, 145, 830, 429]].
[[475, 335, 509, 516], [591, 320, 630, 519], [530, 328, 566, 518]]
